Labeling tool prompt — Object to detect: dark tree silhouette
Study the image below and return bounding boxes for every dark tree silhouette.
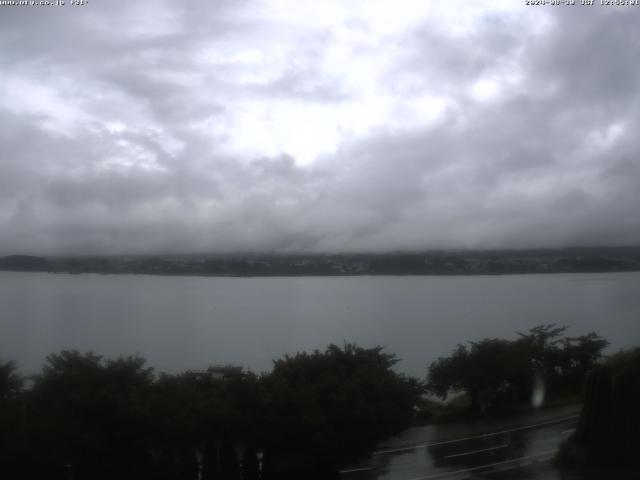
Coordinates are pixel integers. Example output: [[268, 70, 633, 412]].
[[9, 343, 422, 479], [0, 360, 26, 476], [25, 351, 155, 480], [427, 325, 609, 416], [261, 343, 424, 479], [557, 347, 640, 472]]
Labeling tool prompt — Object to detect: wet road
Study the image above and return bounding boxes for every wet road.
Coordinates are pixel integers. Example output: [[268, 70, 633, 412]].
[[340, 415, 578, 480]]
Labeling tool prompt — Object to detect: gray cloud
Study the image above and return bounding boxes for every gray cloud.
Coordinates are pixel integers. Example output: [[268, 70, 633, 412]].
[[1, 2, 640, 254]]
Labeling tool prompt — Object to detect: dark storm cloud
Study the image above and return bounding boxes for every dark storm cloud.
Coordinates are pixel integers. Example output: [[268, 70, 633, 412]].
[[1, 1, 640, 254]]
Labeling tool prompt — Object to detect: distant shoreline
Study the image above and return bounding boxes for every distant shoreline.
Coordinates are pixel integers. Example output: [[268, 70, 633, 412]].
[[2, 247, 640, 277], [3, 270, 640, 278]]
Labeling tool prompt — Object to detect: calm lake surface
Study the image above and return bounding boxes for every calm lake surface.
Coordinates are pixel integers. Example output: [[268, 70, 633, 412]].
[[1, 271, 639, 376]]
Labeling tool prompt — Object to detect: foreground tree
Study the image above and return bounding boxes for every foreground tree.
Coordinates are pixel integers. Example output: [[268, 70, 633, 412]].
[[0, 360, 26, 476], [557, 347, 640, 473], [427, 339, 526, 415], [261, 343, 424, 479], [0, 359, 22, 400], [25, 351, 155, 480], [3, 344, 424, 479], [427, 325, 609, 415]]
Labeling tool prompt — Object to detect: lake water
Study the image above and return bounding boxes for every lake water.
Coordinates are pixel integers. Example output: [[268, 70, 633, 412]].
[[1, 271, 639, 377]]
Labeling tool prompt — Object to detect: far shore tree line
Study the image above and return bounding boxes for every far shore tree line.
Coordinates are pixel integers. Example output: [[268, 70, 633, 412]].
[[2, 248, 640, 277], [0, 325, 636, 479]]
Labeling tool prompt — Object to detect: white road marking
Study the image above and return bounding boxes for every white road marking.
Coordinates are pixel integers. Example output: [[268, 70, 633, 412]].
[[405, 450, 557, 480], [372, 415, 579, 456], [443, 444, 508, 459], [562, 428, 576, 435], [338, 467, 373, 474]]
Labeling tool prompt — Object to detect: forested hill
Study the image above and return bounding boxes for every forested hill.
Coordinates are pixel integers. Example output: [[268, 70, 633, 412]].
[[2, 247, 640, 276]]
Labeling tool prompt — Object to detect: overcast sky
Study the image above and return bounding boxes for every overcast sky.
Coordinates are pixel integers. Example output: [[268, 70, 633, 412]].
[[1, 0, 640, 255]]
